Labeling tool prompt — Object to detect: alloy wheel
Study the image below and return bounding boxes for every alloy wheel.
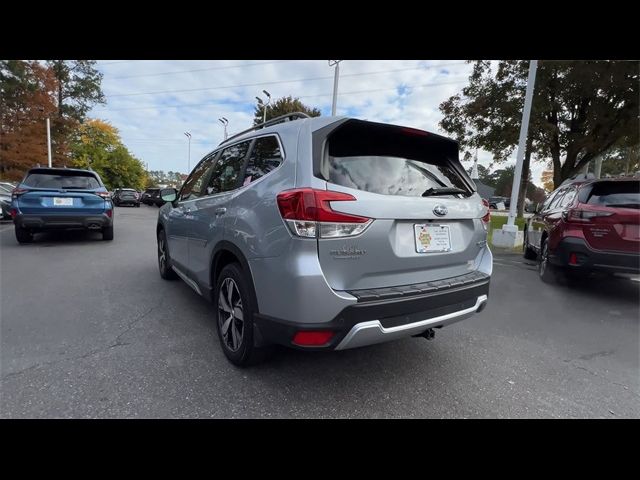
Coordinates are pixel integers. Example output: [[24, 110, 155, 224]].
[[218, 278, 244, 352]]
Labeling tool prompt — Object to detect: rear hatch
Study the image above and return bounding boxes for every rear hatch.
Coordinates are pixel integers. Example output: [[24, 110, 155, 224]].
[[311, 119, 487, 291], [16, 169, 107, 215], [575, 180, 640, 253], [120, 190, 138, 200]]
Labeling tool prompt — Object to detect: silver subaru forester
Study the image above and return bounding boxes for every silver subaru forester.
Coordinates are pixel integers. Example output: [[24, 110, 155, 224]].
[[157, 113, 492, 366]]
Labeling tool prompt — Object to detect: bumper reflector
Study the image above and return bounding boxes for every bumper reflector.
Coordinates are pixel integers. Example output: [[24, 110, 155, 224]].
[[292, 331, 334, 346]]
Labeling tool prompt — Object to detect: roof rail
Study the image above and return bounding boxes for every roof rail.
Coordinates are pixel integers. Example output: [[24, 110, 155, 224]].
[[218, 112, 311, 146]]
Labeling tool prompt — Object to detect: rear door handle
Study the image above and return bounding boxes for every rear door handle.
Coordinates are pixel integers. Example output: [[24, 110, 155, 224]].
[[215, 207, 227, 216]]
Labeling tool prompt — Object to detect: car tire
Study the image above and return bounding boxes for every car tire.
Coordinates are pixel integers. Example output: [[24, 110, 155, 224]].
[[157, 229, 178, 280], [135, 203, 140, 208], [15, 225, 33, 244], [102, 226, 114, 241], [215, 262, 274, 367], [538, 237, 558, 284], [523, 230, 537, 260]]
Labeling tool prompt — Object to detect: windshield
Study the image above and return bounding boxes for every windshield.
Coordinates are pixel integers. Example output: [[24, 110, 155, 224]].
[[23, 172, 101, 189]]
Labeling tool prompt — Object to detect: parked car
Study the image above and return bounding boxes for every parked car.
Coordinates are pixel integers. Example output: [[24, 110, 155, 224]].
[[156, 113, 492, 366], [113, 188, 141, 207], [523, 178, 640, 283], [142, 188, 160, 206], [11, 167, 114, 243], [489, 196, 510, 209], [0, 184, 12, 219]]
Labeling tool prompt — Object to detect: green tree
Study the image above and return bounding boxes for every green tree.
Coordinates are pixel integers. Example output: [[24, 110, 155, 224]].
[[440, 60, 639, 215], [253, 95, 321, 126], [47, 60, 105, 121], [70, 119, 146, 190]]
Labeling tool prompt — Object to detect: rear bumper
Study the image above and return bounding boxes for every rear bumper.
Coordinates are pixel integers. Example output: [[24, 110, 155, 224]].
[[14, 212, 113, 230], [254, 272, 490, 350], [551, 236, 640, 273], [116, 198, 139, 205]]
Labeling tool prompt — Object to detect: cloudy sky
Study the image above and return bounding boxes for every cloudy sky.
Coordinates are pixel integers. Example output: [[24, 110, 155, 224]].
[[89, 60, 544, 186]]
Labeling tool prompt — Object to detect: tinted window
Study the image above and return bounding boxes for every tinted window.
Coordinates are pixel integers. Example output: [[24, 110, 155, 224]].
[[207, 141, 251, 194], [548, 189, 566, 210], [179, 154, 217, 201], [559, 188, 577, 208], [243, 136, 283, 185], [586, 181, 640, 209], [321, 120, 469, 197], [541, 191, 557, 210], [24, 172, 101, 189]]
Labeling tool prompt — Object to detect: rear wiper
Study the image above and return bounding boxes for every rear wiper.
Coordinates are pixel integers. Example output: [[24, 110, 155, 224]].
[[421, 187, 467, 197]]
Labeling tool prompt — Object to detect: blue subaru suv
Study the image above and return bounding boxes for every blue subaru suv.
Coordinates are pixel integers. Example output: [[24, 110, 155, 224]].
[[11, 167, 114, 243]]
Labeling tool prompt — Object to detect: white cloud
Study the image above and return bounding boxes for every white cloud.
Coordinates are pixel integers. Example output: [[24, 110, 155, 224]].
[[90, 60, 544, 186]]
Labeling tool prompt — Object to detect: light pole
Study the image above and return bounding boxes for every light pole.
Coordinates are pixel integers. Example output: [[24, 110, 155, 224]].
[[184, 132, 191, 173], [329, 60, 343, 116], [256, 90, 272, 124], [46, 118, 52, 167], [492, 60, 538, 249], [39, 106, 52, 167], [218, 118, 228, 140]]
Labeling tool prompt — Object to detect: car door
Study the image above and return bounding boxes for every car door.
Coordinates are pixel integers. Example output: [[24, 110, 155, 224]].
[[540, 187, 568, 246], [166, 154, 218, 270], [529, 189, 559, 249], [187, 140, 252, 288]]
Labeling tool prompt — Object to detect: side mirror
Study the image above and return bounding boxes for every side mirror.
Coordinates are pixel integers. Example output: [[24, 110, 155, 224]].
[[160, 188, 178, 203]]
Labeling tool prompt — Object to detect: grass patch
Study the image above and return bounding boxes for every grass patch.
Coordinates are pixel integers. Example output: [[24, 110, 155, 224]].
[[487, 215, 527, 248]]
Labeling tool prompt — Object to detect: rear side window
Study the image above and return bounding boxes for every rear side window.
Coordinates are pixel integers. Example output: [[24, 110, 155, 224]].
[[320, 121, 470, 197], [548, 189, 566, 210], [23, 172, 101, 189], [559, 188, 577, 208], [584, 181, 640, 209], [207, 141, 251, 194], [243, 136, 283, 185]]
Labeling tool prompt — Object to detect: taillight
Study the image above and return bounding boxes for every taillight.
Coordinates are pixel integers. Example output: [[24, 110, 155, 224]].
[[95, 191, 110, 199], [276, 188, 372, 238], [292, 330, 334, 346], [9, 207, 18, 219], [105, 209, 113, 218], [565, 208, 614, 223], [481, 198, 490, 226], [11, 188, 28, 200]]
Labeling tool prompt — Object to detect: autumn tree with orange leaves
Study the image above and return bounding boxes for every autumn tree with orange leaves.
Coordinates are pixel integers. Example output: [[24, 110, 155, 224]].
[[0, 60, 105, 181]]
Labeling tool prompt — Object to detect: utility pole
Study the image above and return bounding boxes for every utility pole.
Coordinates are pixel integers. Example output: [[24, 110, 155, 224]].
[[492, 60, 538, 249], [329, 60, 342, 116], [506, 60, 538, 227]]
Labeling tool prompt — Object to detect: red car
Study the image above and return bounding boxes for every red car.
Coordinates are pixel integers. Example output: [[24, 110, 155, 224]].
[[523, 178, 640, 283]]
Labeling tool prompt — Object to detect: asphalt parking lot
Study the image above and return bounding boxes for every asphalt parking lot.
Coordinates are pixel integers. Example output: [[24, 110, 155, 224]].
[[1, 206, 638, 418]]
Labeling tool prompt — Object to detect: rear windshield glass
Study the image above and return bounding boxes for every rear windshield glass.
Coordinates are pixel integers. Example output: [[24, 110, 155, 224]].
[[24, 172, 101, 189], [321, 121, 470, 197], [585, 181, 640, 209]]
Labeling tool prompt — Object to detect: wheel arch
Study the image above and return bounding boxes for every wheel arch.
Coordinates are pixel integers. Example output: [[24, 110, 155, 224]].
[[210, 241, 256, 306]]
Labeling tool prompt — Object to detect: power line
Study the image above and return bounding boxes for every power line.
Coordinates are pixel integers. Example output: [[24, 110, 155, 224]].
[[108, 60, 299, 79], [103, 62, 468, 98], [97, 78, 468, 112], [98, 60, 138, 66]]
